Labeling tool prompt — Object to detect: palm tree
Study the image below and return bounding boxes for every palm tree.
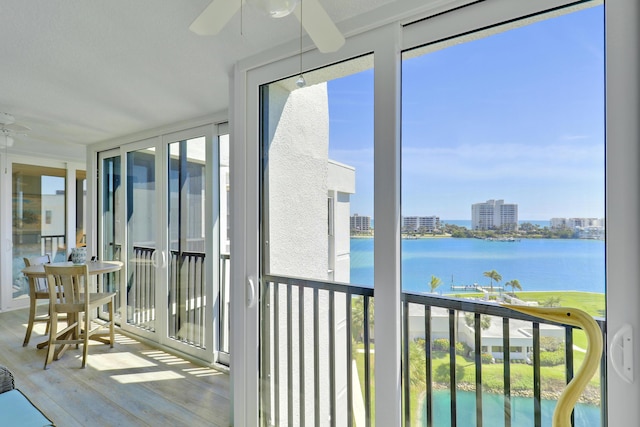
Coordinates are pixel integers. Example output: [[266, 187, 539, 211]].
[[464, 312, 492, 330], [429, 275, 442, 293], [351, 296, 374, 343], [483, 269, 502, 293], [505, 279, 522, 297]]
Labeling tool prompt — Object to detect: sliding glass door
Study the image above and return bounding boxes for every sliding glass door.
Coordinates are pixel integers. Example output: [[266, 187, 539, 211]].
[[11, 164, 66, 303], [125, 139, 161, 335], [98, 123, 229, 363], [166, 130, 212, 355], [99, 150, 123, 321]]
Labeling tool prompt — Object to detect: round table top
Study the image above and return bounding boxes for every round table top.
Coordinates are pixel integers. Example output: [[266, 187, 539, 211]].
[[22, 260, 123, 278]]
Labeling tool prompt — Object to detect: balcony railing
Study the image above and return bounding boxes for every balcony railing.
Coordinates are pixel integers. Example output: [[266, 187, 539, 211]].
[[128, 246, 231, 354], [168, 250, 206, 347], [40, 234, 66, 261], [260, 275, 607, 427]]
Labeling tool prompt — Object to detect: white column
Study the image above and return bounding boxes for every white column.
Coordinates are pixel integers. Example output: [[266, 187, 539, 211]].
[[231, 62, 260, 426], [606, 0, 640, 425], [373, 23, 402, 427]]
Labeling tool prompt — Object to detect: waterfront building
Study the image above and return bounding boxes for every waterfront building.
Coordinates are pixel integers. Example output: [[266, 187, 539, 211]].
[[407, 304, 564, 362], [471, 199, 518, 231], [402, 215, 440, 232], [350, 213, 371, 232], [551, 217, 604, 229]]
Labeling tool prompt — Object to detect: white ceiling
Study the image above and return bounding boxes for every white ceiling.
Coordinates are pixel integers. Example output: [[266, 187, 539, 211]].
[[0, 0, 455, 160]]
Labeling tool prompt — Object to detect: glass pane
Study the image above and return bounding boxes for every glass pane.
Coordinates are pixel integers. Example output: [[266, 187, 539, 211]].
[[402, 5, 604, 427], [76, 170, 87, 248], [101, 155, 122, 319], [260, 55, 374, 426], [126, 148, 157, 332], [168, 137, 207, 348], [262, 57, 374, 285], [12, 164, 66, 300], [219, 133, 231, 355]]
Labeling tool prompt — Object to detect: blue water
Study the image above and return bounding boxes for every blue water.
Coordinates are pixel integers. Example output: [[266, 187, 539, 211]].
[[352, 236, 604, 426], [350, 237, 605, 294], [426, 389, 601, 427]]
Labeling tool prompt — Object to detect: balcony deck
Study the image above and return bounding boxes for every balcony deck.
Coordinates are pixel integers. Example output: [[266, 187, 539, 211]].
[[0, 308, 230, 427]]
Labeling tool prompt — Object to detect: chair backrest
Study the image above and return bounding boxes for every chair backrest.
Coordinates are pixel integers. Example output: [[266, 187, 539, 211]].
[[23, 255, 51, 293], [44, 264, 89, 308]]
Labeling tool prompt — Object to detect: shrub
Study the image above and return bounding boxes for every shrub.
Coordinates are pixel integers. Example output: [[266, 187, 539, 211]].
[[540, 336, 564, 352], [433, 338, 450, 352], [455, 341, 469, 356], [433, 363, 466, 383], [481, 353, 495, 364], [540, 350, 565, 366]]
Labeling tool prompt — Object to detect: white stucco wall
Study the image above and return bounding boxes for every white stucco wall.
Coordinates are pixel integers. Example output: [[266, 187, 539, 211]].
[[267, 82, 330, 281], [328, 160, 355, 284], [265, 82, 353, 426]]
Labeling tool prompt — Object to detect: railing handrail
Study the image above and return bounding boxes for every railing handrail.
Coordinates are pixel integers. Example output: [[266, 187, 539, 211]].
[[262, 274, 374, 297], [403, 289, 606, 328], [263, 274, 605, 328]]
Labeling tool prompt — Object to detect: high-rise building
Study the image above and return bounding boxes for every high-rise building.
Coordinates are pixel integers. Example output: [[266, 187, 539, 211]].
[[471, 199, 518, 231], [402, 216, 440, 232], [350, 213, 371, 232]]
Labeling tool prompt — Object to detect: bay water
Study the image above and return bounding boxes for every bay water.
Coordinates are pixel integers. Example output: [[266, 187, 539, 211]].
[[350, 237, 605, 295], [426, 389, 601, 427]]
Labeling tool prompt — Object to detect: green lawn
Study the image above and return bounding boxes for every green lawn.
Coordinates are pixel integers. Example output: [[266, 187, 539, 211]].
[[447, 291, 605, 318], [352, 291, 604, 422]]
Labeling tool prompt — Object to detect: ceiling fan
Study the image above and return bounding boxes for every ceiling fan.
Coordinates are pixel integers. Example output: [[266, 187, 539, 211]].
[[0, 112, 30, 147], [190, 0, 345, 53]]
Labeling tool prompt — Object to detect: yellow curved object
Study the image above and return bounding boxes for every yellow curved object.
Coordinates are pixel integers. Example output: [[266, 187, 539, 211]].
[[503, 305, 603, 427]]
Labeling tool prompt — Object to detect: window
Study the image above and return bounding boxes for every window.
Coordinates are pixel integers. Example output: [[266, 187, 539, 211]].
[[12, 164, 66, 299], [402, 4, 604, 426], [261, 56, 373, 285]]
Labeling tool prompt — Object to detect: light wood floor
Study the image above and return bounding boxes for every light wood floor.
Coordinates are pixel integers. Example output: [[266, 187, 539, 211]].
[[0, 308, 230, 427]]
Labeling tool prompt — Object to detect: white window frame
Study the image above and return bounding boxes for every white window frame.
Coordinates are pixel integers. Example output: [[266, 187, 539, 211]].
[[232, 0, 640, 425]]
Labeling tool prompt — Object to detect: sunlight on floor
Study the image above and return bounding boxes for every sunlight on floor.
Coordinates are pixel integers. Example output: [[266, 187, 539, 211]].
[[88, 352, 158, 371], [110, 370, 185, 384], [182, 367, 224, 377]]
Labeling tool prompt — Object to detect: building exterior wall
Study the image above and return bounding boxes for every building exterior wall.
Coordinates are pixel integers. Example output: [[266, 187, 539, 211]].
[[472, 199, 518, 231], [328, 160, 355, 283], [265, 82, 354, 426], [402, 216, 440, 232]]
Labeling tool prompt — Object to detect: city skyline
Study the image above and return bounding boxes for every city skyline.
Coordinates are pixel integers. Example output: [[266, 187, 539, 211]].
[[327, 6, 604, 220]]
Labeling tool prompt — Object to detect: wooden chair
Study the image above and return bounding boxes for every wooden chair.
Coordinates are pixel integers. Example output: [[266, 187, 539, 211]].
[[22, 255, 51, 347], [43, 264, 116, 369]]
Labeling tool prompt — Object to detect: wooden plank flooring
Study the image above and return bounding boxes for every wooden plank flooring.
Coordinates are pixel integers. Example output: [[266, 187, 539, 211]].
[[0, 308, 230, 427]]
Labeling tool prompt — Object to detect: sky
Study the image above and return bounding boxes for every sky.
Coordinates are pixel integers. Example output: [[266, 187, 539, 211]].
[[327, 6, 604, 220]]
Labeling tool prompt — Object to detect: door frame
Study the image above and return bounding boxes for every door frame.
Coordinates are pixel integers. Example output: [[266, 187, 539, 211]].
[[232, 0, 640, 425]]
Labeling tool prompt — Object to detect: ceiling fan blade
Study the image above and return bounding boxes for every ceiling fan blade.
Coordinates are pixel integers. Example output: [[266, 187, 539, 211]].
[[4, 123, 30, 134], [190, 0, 242, 36], [294, 0, 345, 53]]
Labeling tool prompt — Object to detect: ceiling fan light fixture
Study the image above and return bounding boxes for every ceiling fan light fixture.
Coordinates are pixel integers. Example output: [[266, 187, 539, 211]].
[[249, 0, 299, 18], [2, 133, 13, 148]]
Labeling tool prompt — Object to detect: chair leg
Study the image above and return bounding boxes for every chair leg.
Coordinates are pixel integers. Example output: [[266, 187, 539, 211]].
[[23, 297, 37, 347], [109, 300, 115, 348], [44, 303, 51, 334], [81, 313, 89, 369], [43, 313, 58, 370]]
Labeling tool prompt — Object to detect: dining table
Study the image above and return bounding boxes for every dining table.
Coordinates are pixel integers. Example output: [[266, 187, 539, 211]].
[[21, 260, 123, 349], [21, 260, 123, 279]]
